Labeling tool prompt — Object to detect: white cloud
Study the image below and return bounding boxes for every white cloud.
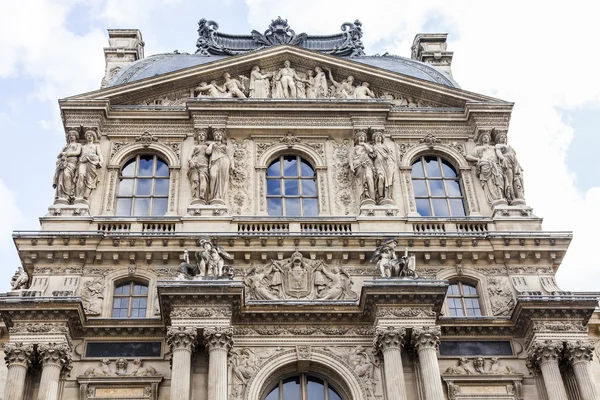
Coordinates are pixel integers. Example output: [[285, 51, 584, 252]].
[[0, 179, 21, 250]]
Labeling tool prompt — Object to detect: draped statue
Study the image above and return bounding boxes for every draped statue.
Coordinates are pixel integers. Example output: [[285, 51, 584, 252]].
[[207, 128, 233, 205], [494, 130, 526, 205], [53, 129, 82, 204], [248, 66, 272, 98], [348, 129, 376, 206], [75, 130, 103, 203], [371, 130, 396, 205], [466, 131, 505, 207], [188, 129, 210, 204]]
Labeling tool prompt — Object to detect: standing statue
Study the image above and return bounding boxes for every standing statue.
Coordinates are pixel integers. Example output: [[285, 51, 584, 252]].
[[304, 70, 317, 99], [494, 130, 525, 205], [222, 72, 247, 98], [206, 128, 233, 205], [354, 81, 375, 99], [248, 66, 272, 98], [10, 267, 29, 290], [466, 131, 505, 206], [53, 129, 82, 204], [188, 129, 210, 204], [326, 69, 356, 98], [196, 238, 234, 277], [273, 60, 305, 98], [348, 130, 376, 206], [196, 81, 226, 97], [313, 67, 329, 98], [371, 130, 396, 205], [75, 129, 103, 203]]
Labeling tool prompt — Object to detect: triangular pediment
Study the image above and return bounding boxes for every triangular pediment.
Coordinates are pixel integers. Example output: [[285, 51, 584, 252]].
[[65, 45, 508, 109]]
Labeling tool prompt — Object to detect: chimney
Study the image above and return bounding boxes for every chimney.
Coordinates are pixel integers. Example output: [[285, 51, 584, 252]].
[[101, 29, 145, 88], [411, 33, 453, 76]]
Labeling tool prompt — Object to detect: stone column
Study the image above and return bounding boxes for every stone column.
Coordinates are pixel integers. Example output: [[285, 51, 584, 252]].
[[204, 327, 233, 400], [37, 343, 72, 400], [411, 326, 444, 400], [528, 340, 568, 400], [565, 340, 600, 400], [3, 342, 34, 400], [374, 326, 407, 400], [167, 326, 198, 400]]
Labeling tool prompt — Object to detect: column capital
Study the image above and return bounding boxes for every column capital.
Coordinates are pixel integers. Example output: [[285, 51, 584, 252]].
[[565, 340, 595, 365], [528, 340, 563, 367], [167, 326, 198, 352], [411, 326, 441, 352], [203, 326, 233, 352], [37, 342, 72, 371], [374, 326, 406, 352], [3, 342, 35, 368]]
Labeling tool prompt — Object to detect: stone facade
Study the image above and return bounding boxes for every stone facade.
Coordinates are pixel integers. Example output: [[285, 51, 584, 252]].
[[1, 17, 599, 400]]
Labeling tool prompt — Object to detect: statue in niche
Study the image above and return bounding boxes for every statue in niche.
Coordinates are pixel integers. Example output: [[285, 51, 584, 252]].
[[371, 129, 396, 205], [196, 80, 226, 98], [53, 129, 82, 204], [494, 130, 525, 205], [188, 129, 210, 204], [326, 68, 355, 98], [207, 128, 233, 205], [10, 267, 29, 290], [179, 239, 233, 279], [354, 81, 375, 99], [371, 240, 417, 278], [248, 66, 273, 98], [75, 129, 103, 203], [222, 72, 247, 98], [273, 60, 306, 98], [466, 130, 505, 206], [348, 129, 376, 206], [313, 67, 329, 98]]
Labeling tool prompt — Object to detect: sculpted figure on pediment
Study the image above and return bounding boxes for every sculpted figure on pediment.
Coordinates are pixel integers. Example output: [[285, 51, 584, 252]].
[[273, 60, 306, 98], [354, 81, 375, 99], [53, 129, 82, 204], [196, 80, 226, 98], [84, 358, 112, 376], [222, 72, 247, 98], [326, 68, 356, 98], [75, 129, 103, 204], [188, 129, 210, 204], [494, 130, 526, 205], [466, 130, 506, 207], [248, 66, 273, 98]]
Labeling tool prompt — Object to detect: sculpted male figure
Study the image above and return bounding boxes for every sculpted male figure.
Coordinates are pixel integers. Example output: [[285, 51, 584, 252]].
[[188, 129, 210, 204], [326, 68, 356, 98], [222, 72, 246, 98], [274, 60, 305, 98], [196, 81, 225, 97]]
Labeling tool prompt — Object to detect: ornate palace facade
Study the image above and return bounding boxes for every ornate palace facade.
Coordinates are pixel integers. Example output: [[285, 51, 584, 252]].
[[1, 17, 599, 400]]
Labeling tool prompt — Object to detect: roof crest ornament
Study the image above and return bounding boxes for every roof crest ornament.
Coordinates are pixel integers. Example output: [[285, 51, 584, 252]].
[[251, 16, 307, 47]]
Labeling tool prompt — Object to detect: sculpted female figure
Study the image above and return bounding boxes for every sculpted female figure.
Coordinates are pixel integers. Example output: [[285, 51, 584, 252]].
[[348, 130, 376, 206], [75, 130, 103, 203], [53, 129, 82, 204], [466, 131, 505, 206], [248, 66, 272, 98], [187, 129, 210, 204], [304, 70, 317, 99], [313, 67, 328, 98], [371, 130, 396, 205], [206, 128, 232, 205], [494, 131, 525, 204]]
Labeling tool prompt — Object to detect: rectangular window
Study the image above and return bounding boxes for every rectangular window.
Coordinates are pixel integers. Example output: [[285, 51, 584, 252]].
[[85, 341, 162, 358], [439, 340, 513, 356]]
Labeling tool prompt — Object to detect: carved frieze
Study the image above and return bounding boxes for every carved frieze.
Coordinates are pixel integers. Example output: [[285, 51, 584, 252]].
[[171, 307, 232, 319], [10, 323, 68, 334], [444, 357, 518, 375], [376, 308, 436, 318], [232, 325, 374, 336]]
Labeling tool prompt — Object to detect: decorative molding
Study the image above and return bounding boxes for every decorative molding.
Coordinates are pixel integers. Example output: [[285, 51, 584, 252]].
[[3, 342, 35, 368], [374, 326, 406, 351], [167, 326, 198, 352], [204, 326, 233, 352]]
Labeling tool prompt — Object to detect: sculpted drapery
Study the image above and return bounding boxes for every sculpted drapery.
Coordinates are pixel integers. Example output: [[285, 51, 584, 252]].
[[207, 128, 233, 205], [188, 129, 210, 204], [466, 131, 505, 206], [53, 130, 82, 204], [75, 130, 103, 203], [349, 130, 376, 206]]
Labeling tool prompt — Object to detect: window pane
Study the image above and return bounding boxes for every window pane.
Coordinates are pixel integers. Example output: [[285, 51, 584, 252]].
[[448, 284, 460, 295], [284, 179, 299, 196], [302, 179, 316, 196], [152, 198, 168, 216], [283, 156, 298, 177], [329, 387, 343, 400], [428, 180, 445, 196], [412, 179, 427, 197], [282, 377, 301, 400], [136, 179, 152, 195], [267, 160, 281, 177], [300, 160, 314, 177], [267, 198, 282, 216], [154, 179, 169, 196], [267, 179, 281, 196], [441, 160, 457, 178], [133, 284, 146, 295], [424, 156, 442, 177], [463, 284, 478, 295], [134, 198, 150, 216], [122, 159, 136, 177], [306, 376, 325, 399], [432, 199, 450, 217], [155, 159, 169, 177], [416, 199, 431, 216], [116, 198, 132, 216], [264, 386, 279, 400], [285, 198, 301, 216], [445, 180, 462, 197], [118, 178, 134, 196], [450, 199, 466, 217], [138, 155, 154, 176], [411, 160, 425, 178], [303, 199, 318, 217]]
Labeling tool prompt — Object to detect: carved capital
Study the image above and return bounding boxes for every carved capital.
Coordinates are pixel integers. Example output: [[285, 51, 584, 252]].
[[203, 326, 233, 352], [167, 326, 198, 352], [528, 340, 563, 367], [565, 340, 595, 365], [374, 326, 406, 352], [411, 326, 441, 352], [3, 342, 35, 368], [38, 342, 72, 371]]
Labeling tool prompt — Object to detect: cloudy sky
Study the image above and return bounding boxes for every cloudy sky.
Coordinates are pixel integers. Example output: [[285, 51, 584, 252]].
[[0, 0, 598, 292]]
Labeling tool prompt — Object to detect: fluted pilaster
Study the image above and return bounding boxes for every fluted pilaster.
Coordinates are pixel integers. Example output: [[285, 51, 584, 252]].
[[37, 342, 72, 400], [528, 340, 568, 400], [3, 342, 34, 400], [411, 326, 444, 400], [565, 340, 600, 400], [167, 326, 198, 400], [374, 326, 407, 400], [204, 327, 233, 400]]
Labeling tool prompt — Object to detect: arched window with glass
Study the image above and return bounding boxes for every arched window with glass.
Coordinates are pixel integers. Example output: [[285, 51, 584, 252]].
[[446, 281, 482, 317], [112, 280, 149, 318], [267, 155, 318, 217], [116, 155, 170, 216], [264, 374, 343, 400], [411, 155, 466, 217]]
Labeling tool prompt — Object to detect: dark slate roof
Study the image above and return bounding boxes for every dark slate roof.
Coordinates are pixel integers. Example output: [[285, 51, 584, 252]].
[[108, 52, 458, 88]]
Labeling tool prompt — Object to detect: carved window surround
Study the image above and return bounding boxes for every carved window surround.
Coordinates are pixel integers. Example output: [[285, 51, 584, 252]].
[[77, 376, 163, 400]]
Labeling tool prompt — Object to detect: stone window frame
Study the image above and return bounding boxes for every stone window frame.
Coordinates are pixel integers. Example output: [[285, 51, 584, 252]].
[[111, 279, 150, 319], [437, 268, 491, 318], [400, 144, 480, 217], [101, 269, 159, 319], [256, 143, 329, 216], [102, 142, 181, 217]]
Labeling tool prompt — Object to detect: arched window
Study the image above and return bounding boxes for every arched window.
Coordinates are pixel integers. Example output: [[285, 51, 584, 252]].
[[267, 155, 318, 217], [447, 281, 482, 317], [411, 156, 465, 217], [112, 281, 148, 318], [265, 374, 343, 400], [116, 155, 170, 216]]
